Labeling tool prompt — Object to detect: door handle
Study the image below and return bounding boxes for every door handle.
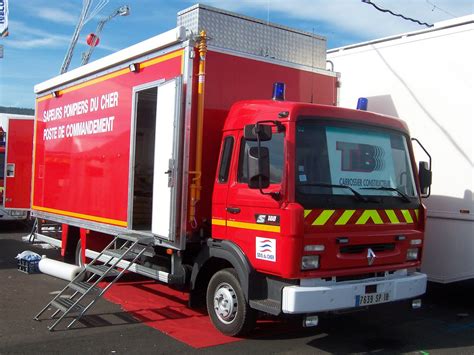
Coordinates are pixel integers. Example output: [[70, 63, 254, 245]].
[[226, 207, 241, 214]]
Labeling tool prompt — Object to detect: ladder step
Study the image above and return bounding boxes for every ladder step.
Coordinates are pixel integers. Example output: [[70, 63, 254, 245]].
[[51, 298, 84, 313], [68, 281, 100, 294], [117, 233, 155, 245], [103, 248, 138, 260], [35, 232, 151, 330], [86, 264, 120, 277]]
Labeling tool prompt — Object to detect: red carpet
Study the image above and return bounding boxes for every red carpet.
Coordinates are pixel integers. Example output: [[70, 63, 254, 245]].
[[101, 278, 241, 348]]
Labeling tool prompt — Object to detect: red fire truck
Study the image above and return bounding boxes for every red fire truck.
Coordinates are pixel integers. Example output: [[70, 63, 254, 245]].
[[32, 5, 431, 335], [0, 114, 34, 221]]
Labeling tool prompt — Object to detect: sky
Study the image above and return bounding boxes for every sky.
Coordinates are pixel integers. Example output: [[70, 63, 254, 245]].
[[0, 0, 472, 109]]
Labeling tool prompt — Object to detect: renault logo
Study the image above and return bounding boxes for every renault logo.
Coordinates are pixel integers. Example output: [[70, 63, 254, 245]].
[[367, 248, 376, 266]]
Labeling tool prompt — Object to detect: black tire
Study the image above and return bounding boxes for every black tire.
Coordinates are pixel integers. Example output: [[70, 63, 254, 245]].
[[74, 239, 84, 267], [74, 239, 88, 281], [206, 268, 256, 336]]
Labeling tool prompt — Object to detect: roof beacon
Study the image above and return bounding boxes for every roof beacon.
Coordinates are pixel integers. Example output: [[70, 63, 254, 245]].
[[357, 97, 368, 110], [272, 82, 286, 101]]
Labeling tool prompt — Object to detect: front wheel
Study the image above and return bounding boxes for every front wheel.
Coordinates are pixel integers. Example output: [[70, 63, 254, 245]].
[[206, 268, 256, 336]]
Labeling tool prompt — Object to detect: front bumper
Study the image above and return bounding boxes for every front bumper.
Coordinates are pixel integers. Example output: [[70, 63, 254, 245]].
[[282, 272, 427, 314]]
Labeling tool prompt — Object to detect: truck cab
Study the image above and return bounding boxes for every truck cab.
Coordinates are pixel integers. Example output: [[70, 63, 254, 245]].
[[205, 95, 430, 335]]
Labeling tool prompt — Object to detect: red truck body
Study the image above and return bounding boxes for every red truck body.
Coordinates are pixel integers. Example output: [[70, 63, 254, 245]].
[[32, 5, 429, 336], [33, 50, 337, 229]]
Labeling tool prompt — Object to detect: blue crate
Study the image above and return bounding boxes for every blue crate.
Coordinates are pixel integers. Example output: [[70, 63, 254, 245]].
[[17, 258, 40, 274]]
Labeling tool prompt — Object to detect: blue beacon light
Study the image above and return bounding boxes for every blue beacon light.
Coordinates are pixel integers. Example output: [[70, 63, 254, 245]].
[[272, 82, 286, 101], [357, 97, 368, 111]]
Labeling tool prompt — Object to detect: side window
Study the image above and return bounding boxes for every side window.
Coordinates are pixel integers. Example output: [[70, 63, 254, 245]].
[[218, 136, 234, 183], [238, 133, 284, 184]]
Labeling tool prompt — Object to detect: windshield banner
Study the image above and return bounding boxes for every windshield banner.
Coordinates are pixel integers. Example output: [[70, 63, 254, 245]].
[[326, 127, 395, 193]]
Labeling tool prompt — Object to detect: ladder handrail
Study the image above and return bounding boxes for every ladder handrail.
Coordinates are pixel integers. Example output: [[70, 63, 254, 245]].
[[46, 239, 140, 331], [67, 244, 147, 329], [33, 236, 120, 321]]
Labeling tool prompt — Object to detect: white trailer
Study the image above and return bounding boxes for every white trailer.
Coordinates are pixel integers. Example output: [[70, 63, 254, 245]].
[[327, 15, 474, 283]]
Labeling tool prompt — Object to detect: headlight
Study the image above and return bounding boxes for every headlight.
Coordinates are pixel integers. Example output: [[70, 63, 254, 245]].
[[301, 255, 320, 270], [406, 248, 419, 261]]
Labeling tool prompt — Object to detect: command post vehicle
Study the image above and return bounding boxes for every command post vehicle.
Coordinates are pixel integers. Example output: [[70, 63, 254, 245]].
[[0, 112, 34, 222], [328, 15, 473, 283], [32, 5, 431, 335]]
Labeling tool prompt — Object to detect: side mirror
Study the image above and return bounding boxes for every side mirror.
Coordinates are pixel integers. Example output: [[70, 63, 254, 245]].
[[244, 124, 272, 142], [418, 161, 432, 197], [248, 146, 270, 189]]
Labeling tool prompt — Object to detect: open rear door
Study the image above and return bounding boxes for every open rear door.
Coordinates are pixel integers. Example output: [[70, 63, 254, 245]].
[[151, 77, 182, 241], [4, 118, 34, 210]]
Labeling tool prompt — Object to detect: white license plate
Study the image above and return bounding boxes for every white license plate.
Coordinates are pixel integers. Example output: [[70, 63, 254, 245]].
[[356, 292, 390, 306]]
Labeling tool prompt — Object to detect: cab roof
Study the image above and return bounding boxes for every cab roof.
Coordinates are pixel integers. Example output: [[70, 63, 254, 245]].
[[223, 100, 410, 133]]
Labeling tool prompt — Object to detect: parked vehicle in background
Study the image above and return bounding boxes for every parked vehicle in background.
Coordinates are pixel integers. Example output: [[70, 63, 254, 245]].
[[328, 15, 473, 283], [0, 112, 35, 222]]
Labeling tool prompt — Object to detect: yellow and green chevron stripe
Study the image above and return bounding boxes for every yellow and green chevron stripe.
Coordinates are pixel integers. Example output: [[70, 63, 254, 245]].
[[304, 209, 419, 226]]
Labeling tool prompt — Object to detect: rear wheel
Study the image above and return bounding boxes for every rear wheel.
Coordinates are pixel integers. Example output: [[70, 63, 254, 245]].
[[74, 239, 84, 267], [206, 268, 256, 336]]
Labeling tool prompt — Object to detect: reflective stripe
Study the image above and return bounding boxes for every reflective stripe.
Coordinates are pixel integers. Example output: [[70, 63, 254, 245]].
[[312, 210, 335, 226], [32, 205, 127, 227], [356, 210, 383, 225], [36, 50, 184, 102], [401, 209, 414, 223], [385, 209, 400, 224], [211, 218, 226, 226], [227, 220, 280, 233], [305, 209, 418, 226], [335, 210, 355, 225]]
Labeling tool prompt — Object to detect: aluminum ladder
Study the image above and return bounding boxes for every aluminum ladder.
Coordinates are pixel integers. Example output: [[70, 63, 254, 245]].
[[34, 233, 154, 331]]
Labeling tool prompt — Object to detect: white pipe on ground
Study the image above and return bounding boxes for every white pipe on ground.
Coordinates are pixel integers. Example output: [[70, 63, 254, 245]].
[[38, 258, 84, 281]]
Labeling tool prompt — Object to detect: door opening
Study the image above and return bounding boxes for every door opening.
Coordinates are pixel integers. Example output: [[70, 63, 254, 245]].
[[132, 87, 157, 230]]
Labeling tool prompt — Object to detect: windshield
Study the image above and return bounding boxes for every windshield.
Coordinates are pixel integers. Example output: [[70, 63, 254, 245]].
[[295, 119, 418, 208]]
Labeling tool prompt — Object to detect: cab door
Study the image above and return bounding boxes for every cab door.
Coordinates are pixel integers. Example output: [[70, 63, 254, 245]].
[[225, 129, 285, 273], [4, 118, 34, 209], [211, 134, 236, 239]]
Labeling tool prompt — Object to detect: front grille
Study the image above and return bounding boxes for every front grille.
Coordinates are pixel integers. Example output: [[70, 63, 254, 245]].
[[340, 243, 395, 254]]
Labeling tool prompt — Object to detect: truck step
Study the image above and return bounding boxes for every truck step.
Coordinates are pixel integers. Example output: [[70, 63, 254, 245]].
[[51, 298, 84, 313], [103, 248, 138, 260], [249, 299, 281, 316], [68, 281, 100, 294], [117, 233, 155, 245], [86, 264, 120, 277]]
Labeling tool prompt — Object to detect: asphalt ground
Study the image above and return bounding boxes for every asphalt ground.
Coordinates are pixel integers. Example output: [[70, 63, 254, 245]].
[[0, 221, 473, 354]]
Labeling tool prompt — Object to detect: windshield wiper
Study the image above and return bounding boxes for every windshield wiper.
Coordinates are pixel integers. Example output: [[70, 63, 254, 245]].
[[360, 186, 411, 202], [298, 183, 369, 202]]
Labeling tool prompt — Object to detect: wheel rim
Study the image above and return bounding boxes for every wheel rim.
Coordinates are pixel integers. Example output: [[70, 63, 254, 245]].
[[213, 282, 238, 324]]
